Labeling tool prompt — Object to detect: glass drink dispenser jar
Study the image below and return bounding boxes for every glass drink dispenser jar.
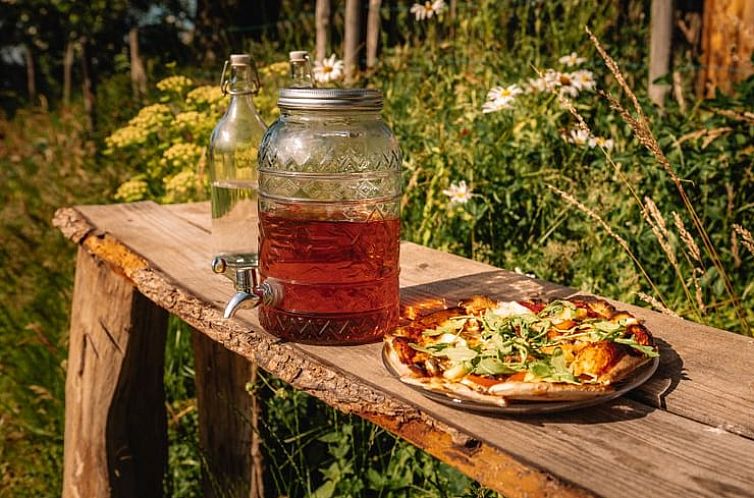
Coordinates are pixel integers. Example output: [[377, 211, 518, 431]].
[[257, 88, 402, 345]]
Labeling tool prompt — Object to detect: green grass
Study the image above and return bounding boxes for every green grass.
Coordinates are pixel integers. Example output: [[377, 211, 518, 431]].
[[3, 1, 754, 496]]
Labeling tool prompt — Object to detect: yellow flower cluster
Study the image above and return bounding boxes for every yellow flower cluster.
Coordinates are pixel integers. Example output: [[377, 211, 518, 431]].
[[115, 177, 149, 202], [161, 142, 204, 171], [259, 61, 289, 80], [156, 75, 193, 93], [173, 110, 215, 137], [163, 169, 200, 203], [128, 103, 173, 131], [105, 125, 150, 149], [173, 111, 201, 127], [187, 85, 224, 107]]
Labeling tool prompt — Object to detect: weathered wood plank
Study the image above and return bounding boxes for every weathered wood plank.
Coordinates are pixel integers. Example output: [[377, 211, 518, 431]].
[[55, 202, 754, 498], [62, 246, 168, 498], [192, 330, 263, 498], [164, 201, 754, 441]]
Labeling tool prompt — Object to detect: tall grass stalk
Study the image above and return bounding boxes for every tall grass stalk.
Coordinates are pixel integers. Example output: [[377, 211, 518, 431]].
[[586, 27, 751, 334]]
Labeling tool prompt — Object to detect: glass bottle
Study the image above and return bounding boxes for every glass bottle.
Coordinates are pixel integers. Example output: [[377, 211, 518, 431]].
[[208, 54, 267, 276], [256, 88, 402, 345], [288, 51, 314, 88]]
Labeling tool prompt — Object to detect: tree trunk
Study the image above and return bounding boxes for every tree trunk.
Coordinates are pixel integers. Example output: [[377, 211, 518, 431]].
[[129, 27, 147, 98], [24, 45, 36, 104], [649, 0, 673, 108], [697, 0, 754, 97], [63, 40, 74, 107], [366, 0, 382, 70], [79, 38, 95, 129], [316, 0, 331, 62], [344, 0, 361, 83]]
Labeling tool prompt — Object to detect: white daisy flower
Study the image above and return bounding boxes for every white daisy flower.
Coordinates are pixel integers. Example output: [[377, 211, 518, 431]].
[[482, 84, 522, 113], [410, 0, 446, 21], [559, 52, 586, 67], [570, 69, 596, 91], [565, 128, 590, 145], [313, 54, 344, 84], [482, 98, 513, 113], [487, 84, 523, 101], [526, 77, 548, 93], [442, 180, 473, 205], [588, 136, 615, 151]]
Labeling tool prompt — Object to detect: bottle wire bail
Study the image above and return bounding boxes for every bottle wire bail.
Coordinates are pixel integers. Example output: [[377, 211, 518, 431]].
[[220, 57, 262, 96]]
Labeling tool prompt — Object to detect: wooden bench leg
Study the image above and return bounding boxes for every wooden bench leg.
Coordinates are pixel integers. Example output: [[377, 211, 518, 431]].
[[62, 247, 169, 498], [192, 330, 264, 498]]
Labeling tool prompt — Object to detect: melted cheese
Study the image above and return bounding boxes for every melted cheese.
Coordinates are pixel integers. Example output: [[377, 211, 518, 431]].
[[492, 301, 534, 317]]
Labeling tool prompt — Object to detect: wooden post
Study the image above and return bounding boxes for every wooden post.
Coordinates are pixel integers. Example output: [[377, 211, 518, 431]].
[[78, 38, 95, 129], [698, 0, 754, 97], [63, 40, 74, 107], [24, 45, 36, 103], [128, 27, 147, 98], [62, 247, 169, 498], [316, 0, 331, 62], [649, 0, 674, 107], [192, 331, 263, 498], [344, 0, 361, 83], [366, 0, 382, 70]]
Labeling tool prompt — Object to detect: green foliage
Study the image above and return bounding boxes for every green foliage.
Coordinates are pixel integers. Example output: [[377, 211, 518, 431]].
[[0, 108, 117, 496], [4, 1, 754, 497]]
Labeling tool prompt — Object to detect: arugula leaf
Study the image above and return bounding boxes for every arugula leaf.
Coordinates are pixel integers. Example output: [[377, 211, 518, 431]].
[[422, 318, 467, 336], [593, 320, 622, 333], [473, 357, 518, 375], [614, 338, 659, 357]]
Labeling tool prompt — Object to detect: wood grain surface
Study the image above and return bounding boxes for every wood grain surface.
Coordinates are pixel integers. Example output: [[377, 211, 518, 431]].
[[54, 202, 754, 498], [62, 246, 168, 498]]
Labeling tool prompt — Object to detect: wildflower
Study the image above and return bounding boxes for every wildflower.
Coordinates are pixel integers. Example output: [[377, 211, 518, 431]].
[[410, 0, 446, 21], [442, 180, 473, 205], [482, 84, 522, 113], [556, 73, 579, 98], [565, 128, 590, 146], [588, 136, 615, 151], [487, 84, 523, 102], [156, 75, 193, 93], [105, 126, 150, 149], [313, 54, 344, 84], [128, 103, 173, 130], [259, 61, 290, 80], [115, 177, 149, 202], [570, 69, 596, 92], [559, 52, 586, 67], [526, 77, 548, 93], [187, 85, 224, 107], [514, 267, 537, 279], [161, 142, 204, 171], [164, 169, 201, 203]]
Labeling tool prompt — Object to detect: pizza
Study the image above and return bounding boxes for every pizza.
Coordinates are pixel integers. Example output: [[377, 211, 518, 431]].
[[384, 295, 659, 406]]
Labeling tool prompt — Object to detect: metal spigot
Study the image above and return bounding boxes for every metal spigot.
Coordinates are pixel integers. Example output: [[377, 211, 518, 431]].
[[212, 257, 280, 319]]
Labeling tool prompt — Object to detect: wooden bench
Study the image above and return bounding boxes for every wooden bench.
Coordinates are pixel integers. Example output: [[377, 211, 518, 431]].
[[53, 201, 754, 498]]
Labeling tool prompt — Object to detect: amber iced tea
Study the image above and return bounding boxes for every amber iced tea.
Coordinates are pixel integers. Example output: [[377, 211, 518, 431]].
[[258, 209, 400, 344]]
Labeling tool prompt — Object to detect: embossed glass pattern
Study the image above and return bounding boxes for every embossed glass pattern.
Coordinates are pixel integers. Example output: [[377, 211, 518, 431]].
[[258, 89, 402, 344]]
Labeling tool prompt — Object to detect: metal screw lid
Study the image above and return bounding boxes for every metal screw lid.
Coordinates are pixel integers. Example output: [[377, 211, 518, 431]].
[[278, 88, 383, 111]]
